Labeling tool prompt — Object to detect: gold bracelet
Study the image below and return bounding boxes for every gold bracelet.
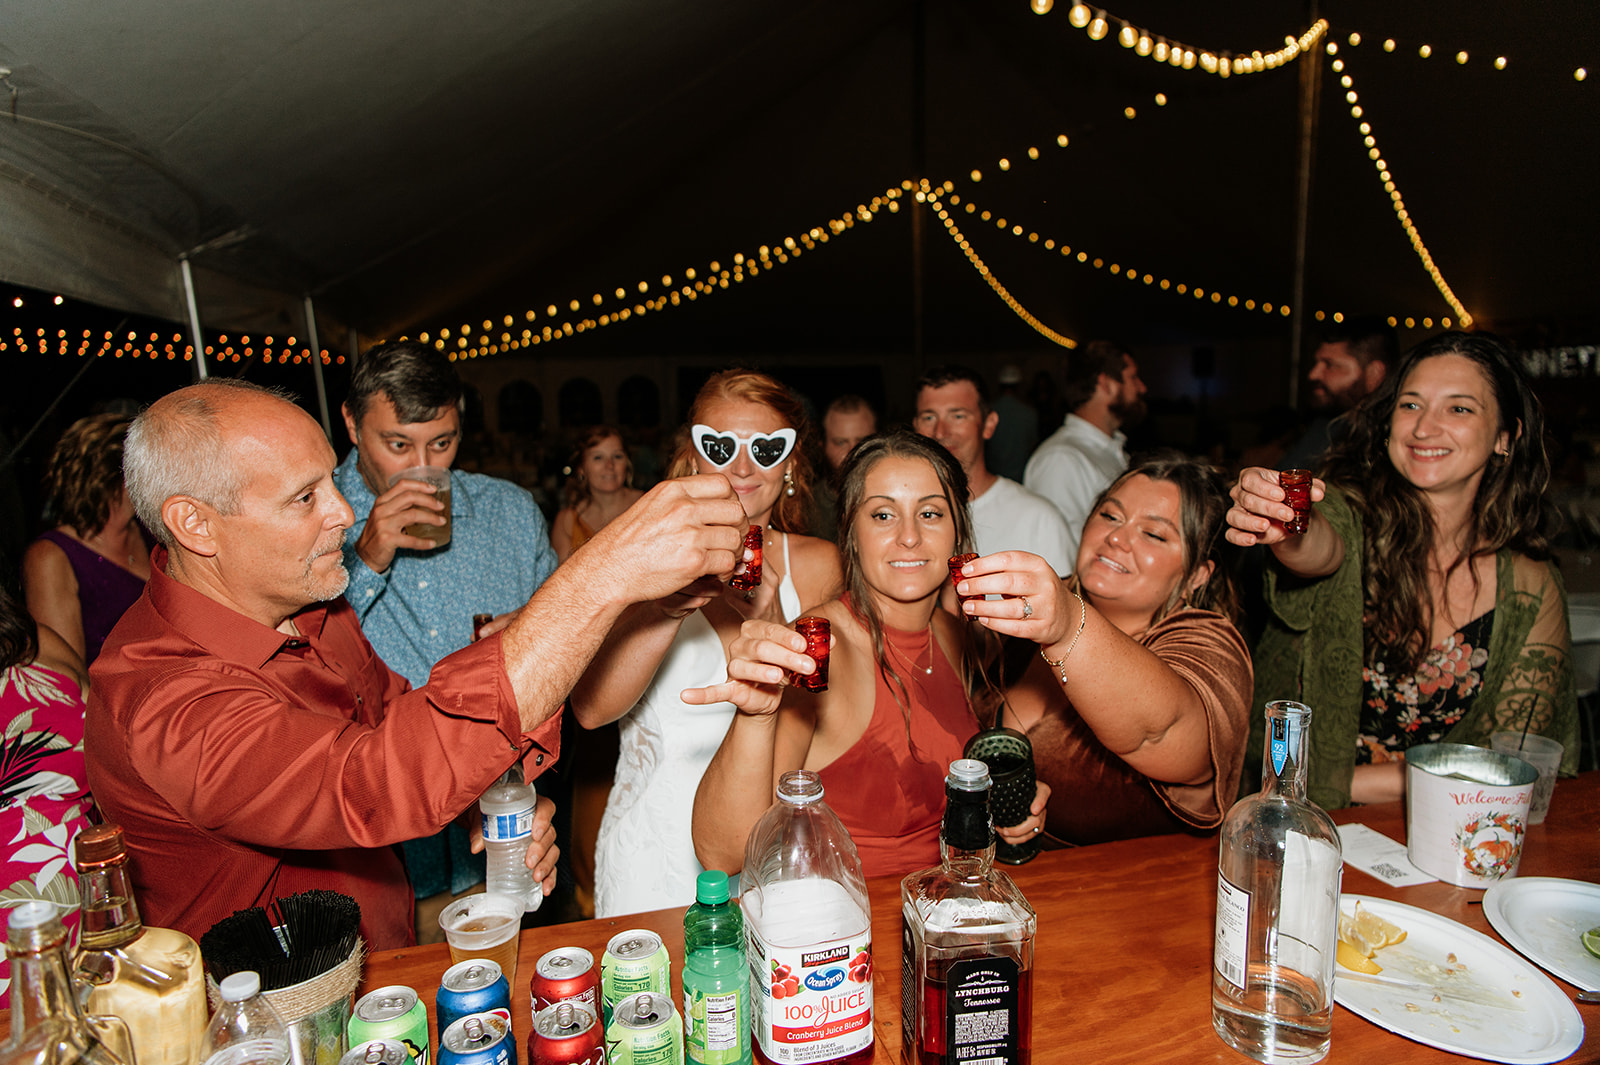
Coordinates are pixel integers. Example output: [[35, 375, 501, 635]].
[[1039, 590, 1087, 684]]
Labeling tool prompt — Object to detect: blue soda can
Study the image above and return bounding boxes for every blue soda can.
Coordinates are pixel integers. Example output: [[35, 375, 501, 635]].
[[439, 959, 513, 1037], [439, 1012, 517, 1065]]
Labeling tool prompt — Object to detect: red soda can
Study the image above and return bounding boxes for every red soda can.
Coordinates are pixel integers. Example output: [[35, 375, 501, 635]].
[[531, 947, 600, 1016], [792, 617, 829, 693], [1279, 469, 1312, 536], [948, 552, 981, 606], [529, 1001, 605, 1065], [472, 613, 494, 642], [729, 525, 763, 591]]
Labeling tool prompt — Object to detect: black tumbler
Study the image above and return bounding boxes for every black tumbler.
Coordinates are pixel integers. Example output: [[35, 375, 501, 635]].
[[962, 727, 1039, 864]]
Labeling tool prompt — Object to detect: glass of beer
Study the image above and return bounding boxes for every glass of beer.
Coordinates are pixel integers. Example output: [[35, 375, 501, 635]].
[[439, 893, 522, 987], [389, 465, 453, 547]]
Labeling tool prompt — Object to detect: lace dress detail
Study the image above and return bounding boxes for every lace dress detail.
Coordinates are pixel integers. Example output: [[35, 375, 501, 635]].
[[1357, 609, 1493, 764]]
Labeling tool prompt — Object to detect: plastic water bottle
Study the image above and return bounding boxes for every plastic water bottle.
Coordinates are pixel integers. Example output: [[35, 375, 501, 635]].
[[199, 971, 290, 1065], [741, 770, 872, 1065], [683, 870, 750, 1065], [481, 765, 543, 912]]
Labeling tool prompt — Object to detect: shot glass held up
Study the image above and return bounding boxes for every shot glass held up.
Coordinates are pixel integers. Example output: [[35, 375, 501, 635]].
[[948, 553, 981, 607], [1279, 469, 1312, 536], [729, 525, 764, 592], [792, 617, 829, 692]]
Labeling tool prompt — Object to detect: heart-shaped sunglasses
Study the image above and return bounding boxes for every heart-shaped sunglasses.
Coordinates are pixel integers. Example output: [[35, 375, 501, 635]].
[[691, 424, 797, 469]]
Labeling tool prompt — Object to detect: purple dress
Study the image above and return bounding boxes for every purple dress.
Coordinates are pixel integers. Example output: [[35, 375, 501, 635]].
[[34, 531, 146, 664]]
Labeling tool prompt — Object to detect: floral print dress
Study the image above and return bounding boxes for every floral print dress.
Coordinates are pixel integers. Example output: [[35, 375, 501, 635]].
[[1357, 610, 1494, 764], [0, 661, 92, 997]]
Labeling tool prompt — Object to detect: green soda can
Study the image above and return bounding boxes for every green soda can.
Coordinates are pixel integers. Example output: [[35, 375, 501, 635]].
[[607, 991, 684, 1065], [682, 872, 750, 1065], [349, 985, 430, 1065], [601, 929, 671, 1026]]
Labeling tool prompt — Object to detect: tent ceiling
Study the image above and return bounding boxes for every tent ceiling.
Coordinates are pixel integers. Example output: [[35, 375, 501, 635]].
[[1, 0, 1595, 350]]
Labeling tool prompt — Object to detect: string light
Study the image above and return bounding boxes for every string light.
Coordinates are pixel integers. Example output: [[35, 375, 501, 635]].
[[1330, 52, 1474, 328], [0, 323, 333, 363], [1040, 3, 1327, 78], [428, 186, 893, 359]]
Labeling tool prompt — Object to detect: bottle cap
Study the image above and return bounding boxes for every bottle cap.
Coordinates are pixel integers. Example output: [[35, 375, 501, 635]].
[[73, 823, 127, 867], [220, 971, 262, 1002], [696, 870, 730, 904], [947, 759, 992, 791], [6, 901, 58, 932]]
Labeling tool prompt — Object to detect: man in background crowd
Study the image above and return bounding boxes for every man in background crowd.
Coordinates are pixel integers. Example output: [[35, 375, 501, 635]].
[[811, 394, 878, 542], [1024, 340, 1147, 560], [333, 340, 559, 939], [1277, 316, 1396, 471], [86, 379, 747, 949], [915, 365, 1073, 576]]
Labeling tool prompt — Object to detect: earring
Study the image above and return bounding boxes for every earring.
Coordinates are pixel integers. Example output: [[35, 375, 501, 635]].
[[784, 469, 796, 497]]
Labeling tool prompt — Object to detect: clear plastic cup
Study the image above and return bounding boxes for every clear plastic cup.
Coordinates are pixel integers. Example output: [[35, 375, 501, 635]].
[[1490, 732, 1563, 825], [387, 466, 452, 547]]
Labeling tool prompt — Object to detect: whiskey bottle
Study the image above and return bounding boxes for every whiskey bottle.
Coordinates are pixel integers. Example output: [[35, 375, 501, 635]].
[[900, 759, 1035, 1065]]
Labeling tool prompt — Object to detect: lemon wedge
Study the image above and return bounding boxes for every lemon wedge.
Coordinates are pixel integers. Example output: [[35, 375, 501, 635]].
[[1337, 938, 1382, 974], [1355, 906, 1408, 949], [1583, 926, 1600, 959]]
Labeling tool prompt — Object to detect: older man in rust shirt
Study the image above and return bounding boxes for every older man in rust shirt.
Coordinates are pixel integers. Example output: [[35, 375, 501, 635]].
[[87, 380, 747, 949]]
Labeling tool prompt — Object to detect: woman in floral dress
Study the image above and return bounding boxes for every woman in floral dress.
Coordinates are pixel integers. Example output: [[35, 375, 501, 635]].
[[0, 587, 93, 995], [1227, 332, 1575, 808]]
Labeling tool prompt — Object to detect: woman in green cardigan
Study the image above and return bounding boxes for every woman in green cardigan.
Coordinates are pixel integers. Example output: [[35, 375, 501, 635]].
[[1227, 331, 1575, 809]]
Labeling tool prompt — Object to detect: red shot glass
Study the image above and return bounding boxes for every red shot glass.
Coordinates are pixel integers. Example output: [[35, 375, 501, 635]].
[[792, 616, 830, 692], [729, 524, 764, 591], [948, 553, 981, 607], [1280, 469, 1312, 536]]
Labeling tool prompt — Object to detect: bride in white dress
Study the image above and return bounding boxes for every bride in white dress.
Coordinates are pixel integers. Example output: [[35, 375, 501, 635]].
[[572, 370, 843, 918]]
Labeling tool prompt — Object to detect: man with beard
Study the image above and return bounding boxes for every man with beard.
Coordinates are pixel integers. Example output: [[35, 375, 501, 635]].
[[86, 380, 747, 949], [1024, 340, 1148, 561], [1277, 317, 1395, 471]]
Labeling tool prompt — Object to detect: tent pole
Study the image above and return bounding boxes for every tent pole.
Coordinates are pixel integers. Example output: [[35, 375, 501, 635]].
[[179, 256, 208, 381], [910, 0, 926, 364], [303, 295, 332, 440], [1288, 2, 1321, 408]]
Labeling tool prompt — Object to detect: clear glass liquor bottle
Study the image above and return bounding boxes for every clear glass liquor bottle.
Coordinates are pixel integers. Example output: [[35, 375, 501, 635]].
[[1212, 700, 1342, 1065], [901, 759, 1035, 1065], [1, 902, 128, 1065], [72, 824, 209, 1065]]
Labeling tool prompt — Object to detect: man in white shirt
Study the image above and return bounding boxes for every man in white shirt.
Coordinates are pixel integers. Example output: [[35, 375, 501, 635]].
[[1024, 341, 1148, 560], [914, 365, 1074, 576]]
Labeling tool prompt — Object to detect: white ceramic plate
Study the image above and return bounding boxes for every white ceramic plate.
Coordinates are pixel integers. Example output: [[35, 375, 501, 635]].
[[1484, 877, 1600, 993], [1333, 894, 1584, 1064]]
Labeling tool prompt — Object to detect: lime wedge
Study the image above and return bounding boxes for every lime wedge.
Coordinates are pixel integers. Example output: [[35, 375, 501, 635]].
[[1583, 926, 1600, 959]]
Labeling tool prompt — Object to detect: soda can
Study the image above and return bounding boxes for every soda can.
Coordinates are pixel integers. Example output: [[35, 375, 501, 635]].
[[606, 992, 683, 1065], [341, 1041, 413, 1065], [529, 1001, 605, 1065], [600, 931, 670, 1027], [440, 959, 513, 1040], [532, 946, 600, 1015], [791, 616, 829, 693], [439, 1012, 517, 1065], [728, 525, 763, 591], [350, 985, 431, 1065]]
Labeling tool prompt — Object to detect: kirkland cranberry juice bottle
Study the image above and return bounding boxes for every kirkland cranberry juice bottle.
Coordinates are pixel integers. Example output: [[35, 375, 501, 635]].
[[740, 771, 872, 1065]]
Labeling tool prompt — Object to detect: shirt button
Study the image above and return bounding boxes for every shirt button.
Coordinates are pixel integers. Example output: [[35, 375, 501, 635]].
[[535, 754, 544, 766], [429, 629, 437, 637]]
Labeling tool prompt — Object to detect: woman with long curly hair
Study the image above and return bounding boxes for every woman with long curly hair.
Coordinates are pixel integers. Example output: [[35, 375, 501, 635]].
[[1228, 331, 1575, 808], [690, 429, 1048, 878], [23, 413, 151, 664], [550, 426, 643, 563], [571, 369, 841, 917]]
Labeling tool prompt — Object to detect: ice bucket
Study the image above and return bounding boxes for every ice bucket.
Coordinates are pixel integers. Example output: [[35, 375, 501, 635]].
[[1405, 743, 1536, 888]]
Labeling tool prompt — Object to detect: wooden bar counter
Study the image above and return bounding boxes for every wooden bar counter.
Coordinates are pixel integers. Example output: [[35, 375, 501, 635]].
[[356, 771, 1598, 1063]]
